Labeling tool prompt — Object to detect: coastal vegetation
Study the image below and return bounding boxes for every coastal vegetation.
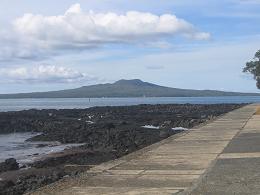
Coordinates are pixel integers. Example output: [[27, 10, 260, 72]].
[[243, 50, 260, 89]]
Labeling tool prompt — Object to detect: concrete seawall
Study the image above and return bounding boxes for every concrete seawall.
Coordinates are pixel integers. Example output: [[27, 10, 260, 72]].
[[29, 104, 258, 195]]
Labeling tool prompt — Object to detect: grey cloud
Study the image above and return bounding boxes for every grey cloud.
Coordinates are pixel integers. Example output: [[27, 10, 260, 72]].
[[146, 65, 165, 70], [0, 65, 99, 84]]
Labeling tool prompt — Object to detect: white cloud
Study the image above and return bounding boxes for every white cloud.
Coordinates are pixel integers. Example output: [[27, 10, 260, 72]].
[[0, 65, 96, 83], [13, 4, 210, 50], [0, 3, 210, 61]]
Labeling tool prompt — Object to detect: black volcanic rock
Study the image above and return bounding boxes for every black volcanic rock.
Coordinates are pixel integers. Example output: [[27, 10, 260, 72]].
[[0, 104, 245, 147], [0, 158, 19, 173]]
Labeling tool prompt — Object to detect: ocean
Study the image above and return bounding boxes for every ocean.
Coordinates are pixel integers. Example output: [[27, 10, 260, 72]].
[[0, 133, 83, 164], [1, 96, 260, 112]]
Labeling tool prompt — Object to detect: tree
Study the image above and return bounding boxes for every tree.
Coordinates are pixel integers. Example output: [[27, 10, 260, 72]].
[[243, 50, 260, 89]]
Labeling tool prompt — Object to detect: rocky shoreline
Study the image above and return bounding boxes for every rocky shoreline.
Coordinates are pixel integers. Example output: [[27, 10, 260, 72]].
[[0, 104, 246, 194]]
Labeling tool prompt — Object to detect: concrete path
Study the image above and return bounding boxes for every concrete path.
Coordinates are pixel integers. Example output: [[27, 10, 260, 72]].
[[29, 104, 258, 195], [190, 105, 260, 195]]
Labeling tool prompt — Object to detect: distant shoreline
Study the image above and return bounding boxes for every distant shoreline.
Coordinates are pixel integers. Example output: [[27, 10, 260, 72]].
[[0, 79, 259, 99], [1, 95, 260, 99]]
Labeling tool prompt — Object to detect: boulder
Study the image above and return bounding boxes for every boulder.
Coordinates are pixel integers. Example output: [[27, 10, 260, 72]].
[[0, 158, 19, 173]]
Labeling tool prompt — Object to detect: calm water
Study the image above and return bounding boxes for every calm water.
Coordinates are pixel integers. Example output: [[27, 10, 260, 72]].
[[0, 96, 260, 112], [0, 133, 83, 164]]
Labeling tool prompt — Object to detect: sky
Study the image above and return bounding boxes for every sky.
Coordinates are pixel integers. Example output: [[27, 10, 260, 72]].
[[0, 0, 260, 93]]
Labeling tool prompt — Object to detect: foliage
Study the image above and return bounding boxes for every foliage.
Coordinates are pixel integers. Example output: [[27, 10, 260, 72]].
[[243, 50, 260, 89]]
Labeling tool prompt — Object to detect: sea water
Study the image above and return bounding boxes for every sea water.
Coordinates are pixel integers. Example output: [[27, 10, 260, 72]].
[[1, 96, 260, 112], [0, 132, 83, 164]]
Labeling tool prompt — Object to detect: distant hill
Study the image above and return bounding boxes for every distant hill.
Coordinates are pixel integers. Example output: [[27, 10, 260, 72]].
[[0, 79, 259, 98]]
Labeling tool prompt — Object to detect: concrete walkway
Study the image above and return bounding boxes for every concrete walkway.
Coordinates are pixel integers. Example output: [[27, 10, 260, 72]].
[[190, 105, 260, 195], [30, 104, 258, 195]]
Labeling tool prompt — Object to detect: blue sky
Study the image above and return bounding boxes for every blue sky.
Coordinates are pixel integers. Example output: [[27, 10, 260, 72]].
[[0, 0, 260, 93]]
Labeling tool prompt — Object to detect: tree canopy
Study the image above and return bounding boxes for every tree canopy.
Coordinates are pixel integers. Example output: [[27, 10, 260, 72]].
[[243, 50, 260, 89]]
